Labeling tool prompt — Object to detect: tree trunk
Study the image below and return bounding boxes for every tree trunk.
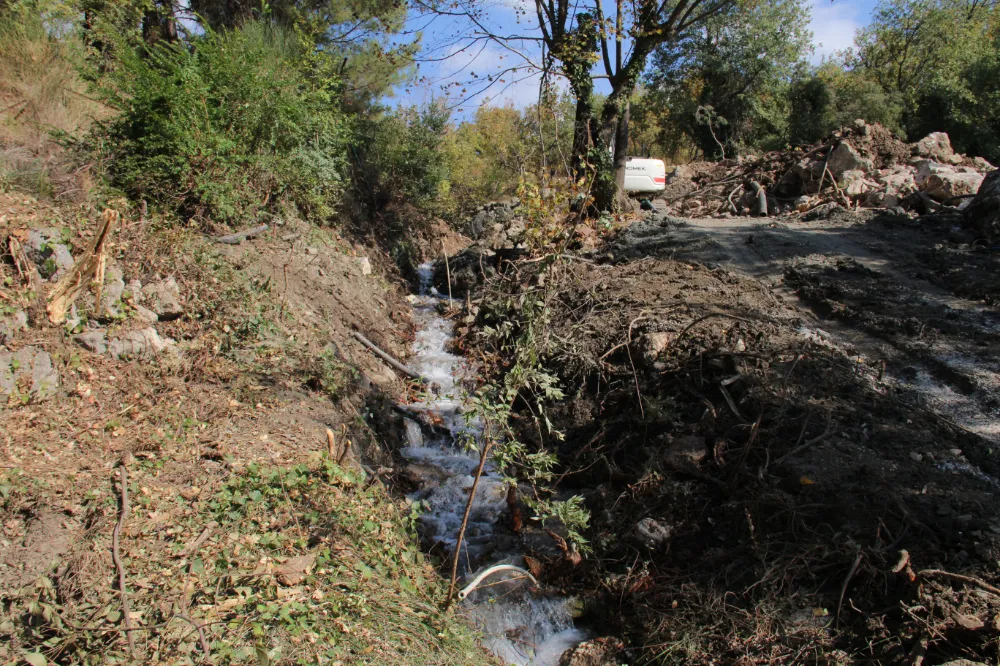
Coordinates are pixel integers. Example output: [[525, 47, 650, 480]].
[[613, 100, 630, 189], [143, 1, 178, 45], [571, 95, 593, 180]]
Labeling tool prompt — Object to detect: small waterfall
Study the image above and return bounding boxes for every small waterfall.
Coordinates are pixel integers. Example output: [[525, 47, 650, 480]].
[[402, 263, 585, 665]]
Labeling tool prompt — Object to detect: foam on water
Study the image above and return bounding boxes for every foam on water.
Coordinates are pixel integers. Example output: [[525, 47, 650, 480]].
[[402, 263, 585, 665]]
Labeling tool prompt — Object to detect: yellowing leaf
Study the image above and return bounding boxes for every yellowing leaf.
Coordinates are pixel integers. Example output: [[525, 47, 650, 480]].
[[799, 476, 815, 485]]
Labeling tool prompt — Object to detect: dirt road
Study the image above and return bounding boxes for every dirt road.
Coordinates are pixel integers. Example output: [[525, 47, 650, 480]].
[[611, 210, 1000, 443]]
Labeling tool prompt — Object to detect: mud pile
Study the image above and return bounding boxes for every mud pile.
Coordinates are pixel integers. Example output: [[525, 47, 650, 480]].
[[462, 249, 1000, 665], [660, 122, 996, 220]]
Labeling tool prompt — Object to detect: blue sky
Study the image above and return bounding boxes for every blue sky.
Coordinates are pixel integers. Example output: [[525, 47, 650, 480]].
[[396, 0, 878, 117]]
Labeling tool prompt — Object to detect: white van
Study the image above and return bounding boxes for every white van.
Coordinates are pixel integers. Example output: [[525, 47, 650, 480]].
[[624, 157, 666, 193]]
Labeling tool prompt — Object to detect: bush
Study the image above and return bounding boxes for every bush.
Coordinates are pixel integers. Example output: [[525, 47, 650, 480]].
[[88, 21, 349, 224], [787, 65, 905, 145], [349, 103, 451, 215]]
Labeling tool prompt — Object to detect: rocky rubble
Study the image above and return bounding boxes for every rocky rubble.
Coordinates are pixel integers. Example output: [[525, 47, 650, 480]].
[[1, 225, 185, 402], [659, 122, 995, 221]]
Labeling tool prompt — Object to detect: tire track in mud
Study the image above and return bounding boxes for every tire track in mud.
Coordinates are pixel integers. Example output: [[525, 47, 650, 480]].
[[612, 213, 1000, 444]]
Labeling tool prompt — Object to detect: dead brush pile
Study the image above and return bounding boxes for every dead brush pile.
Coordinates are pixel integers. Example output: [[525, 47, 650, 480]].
[[466, 254, 1000, 664], [661, 121, 996, 221]]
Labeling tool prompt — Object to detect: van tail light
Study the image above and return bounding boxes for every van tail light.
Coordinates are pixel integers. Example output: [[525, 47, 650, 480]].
[[653, 176, 666, 184]]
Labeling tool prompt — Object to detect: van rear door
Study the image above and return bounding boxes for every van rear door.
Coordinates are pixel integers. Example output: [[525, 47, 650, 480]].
[[624, 158, 666, 193]]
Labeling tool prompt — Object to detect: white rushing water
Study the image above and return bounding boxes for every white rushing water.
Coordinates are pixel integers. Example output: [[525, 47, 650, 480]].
[[401, 264, 586, 666]]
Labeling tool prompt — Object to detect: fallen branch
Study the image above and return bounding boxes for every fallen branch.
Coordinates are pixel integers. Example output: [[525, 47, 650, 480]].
[[175, 521, 218, 560], [112, 463, 137, 658], [175, 613, 212, 662], [215, 224, 268, 245], [836, 552, 864, 628], [352, 331, 425, 383], [919, 568, 1000, 597], [7, 235, 43, 294], [457, 564, 539, 601]]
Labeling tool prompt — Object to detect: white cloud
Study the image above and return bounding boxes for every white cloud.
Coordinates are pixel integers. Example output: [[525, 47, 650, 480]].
[[808, 0, 866, 63]]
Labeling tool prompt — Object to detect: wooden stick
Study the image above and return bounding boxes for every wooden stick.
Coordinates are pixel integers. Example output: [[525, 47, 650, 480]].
[[112, 464, 137, 658], [442, 240, 453, 303], [919, 568, 1000, 597], [215, 224, 268, 245], [351, 331, 425, 383]]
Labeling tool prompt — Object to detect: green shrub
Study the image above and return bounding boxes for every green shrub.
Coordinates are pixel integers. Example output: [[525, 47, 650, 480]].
[[350, 103, 451, 214], [88, 21, 349, 224], [787, 65, 905, 145]]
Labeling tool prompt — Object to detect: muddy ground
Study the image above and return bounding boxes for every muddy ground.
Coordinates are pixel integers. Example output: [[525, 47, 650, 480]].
[[463, 208, 1000, 664]]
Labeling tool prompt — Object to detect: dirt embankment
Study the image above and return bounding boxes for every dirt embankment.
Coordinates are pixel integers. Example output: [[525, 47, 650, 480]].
[[460, 209, 1000, 664], [0, 190, 488, 664]]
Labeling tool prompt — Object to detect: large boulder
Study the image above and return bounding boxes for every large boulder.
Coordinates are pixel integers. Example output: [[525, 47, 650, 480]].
[[912, 132, 956, 163], [914, 160, 985, 201], [827, 142, 873, 180], [964, 169, 1000, 241]]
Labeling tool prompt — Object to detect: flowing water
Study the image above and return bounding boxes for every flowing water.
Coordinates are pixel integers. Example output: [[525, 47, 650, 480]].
[[400, 264, 586, 665]]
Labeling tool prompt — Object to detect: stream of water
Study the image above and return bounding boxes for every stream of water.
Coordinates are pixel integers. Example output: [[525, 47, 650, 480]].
[[400, 264, 586, 665]]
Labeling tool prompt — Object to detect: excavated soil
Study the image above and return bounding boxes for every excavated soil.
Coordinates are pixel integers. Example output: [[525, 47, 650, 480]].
[[463, 208, 1000, 664]]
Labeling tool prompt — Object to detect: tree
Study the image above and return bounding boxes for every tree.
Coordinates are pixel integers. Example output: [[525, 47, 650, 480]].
[[787, 63, 905, 145], [852, 0, 997, 131], [644, 0, 812, 157]]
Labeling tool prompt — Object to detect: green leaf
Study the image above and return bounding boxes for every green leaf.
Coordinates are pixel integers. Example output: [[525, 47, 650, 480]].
[[24, 653, 48, 666]]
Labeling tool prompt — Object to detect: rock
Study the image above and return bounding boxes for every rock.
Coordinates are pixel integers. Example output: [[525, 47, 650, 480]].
[[636, 331, 674, 364], [274, 553, 317, 586], [75, 330, 108, 355], [973, 156, 995, 172], [964, 169, 1000, 241], [0, 309, 28, 344], [827, 142, 873, 179], [109, 327, 169, 360], [101, 265, 126, 316], [924, 170, 984, 202], [26, 228, 74, 280], [402, 463, 449, 489], [126, 279, 144, 302], [357, 257, 372, 276], [663, 434, 708, 468], [793, 195, 813, 212], [141, 277, 183, 320], [912, 132, 955, 162], [558, 637, 626, 666], [0, 346, 58, 399], [909, 452, 923, 463], [669, 165, 693, 182], [133, 304, 159, 323], [937, 660, 988, 666], [873, 168, 918, 205], [635, 517, 673, 547], [305, 246, 318, 255], [839, 170, 870, 197], [802, 202, 842, 221]]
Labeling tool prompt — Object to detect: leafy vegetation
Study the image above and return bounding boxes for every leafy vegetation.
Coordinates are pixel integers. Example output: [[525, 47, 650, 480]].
[[87, 21, 349, 224], [2, 458, 485, 664]]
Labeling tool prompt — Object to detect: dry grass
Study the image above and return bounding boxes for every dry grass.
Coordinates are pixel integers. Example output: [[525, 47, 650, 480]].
[[0, 11, 105, 202]]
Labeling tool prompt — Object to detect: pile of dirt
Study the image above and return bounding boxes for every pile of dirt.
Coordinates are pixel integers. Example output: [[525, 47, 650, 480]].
[[462, 249, 1000, 665], [659, 122, 996, 222]]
